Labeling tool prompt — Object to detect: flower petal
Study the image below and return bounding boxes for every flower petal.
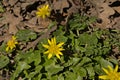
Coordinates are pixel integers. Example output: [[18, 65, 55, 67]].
[[15, 42, 18, 44], [45, 5, 49, 9], [48, 39, 51, 45], [59, 48, 64, 51], [44, 51, 49, 54], [57, 42, 64, 47], [12, 36, 16, 40], [56, 54, 60, 59], [108, 65, 113, 72], [114, 65, 118, 72], [58, 52, 63, 55], [51, 38, 54, 44], [42, 44, 49, 49], [6, 47, 9, 52], [99, 75, 109, 79], [53, 37, 56, 45], [48, 53, 52, 59], [102, 68, 109, 74]]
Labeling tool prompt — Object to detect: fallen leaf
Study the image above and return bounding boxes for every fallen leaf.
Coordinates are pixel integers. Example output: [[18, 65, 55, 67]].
[[53, 0, 69, 13], [113, 7, 120, 13], [3, 12, 22, 34], [8, 0, 18, 6], [97, 3, 115, 28]]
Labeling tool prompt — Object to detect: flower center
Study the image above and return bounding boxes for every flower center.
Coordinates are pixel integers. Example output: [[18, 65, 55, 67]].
[[49, 44, 58, 54], [109, 72, 119, 80]]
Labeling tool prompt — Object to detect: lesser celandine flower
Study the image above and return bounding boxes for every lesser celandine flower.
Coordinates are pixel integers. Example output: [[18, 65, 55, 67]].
[[99, 65, 120, 80], [6, 36, 18, 52], [42, 37, 64, 59], [36, 4, 50, 19]]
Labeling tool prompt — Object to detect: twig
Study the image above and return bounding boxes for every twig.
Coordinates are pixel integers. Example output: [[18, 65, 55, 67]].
[[23, 25, 57, 51]]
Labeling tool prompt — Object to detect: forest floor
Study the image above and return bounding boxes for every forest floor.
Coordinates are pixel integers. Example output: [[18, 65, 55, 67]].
[[0, 0, 120, 80]]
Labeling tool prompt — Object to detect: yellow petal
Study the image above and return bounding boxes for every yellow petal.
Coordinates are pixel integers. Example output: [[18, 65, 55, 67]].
[[44, 51, 49, 54], [48, 39, 51, 45], [59, 48, 64, 51], [48, 53, 52, 59], [42, 15, 45, 19], [114, 65, 118, 72], [58, 52, 63, 55], [51, 38, 54, 44], [45, 5, 49, 9], [42, 44, 49, 49], [102, 68, 109, 74], [56, 54, 60, 59], [108, 65, 113, 72], [10, 46, 14, 50], [15, 42, 18, 44], [12, 36, 16, 40], [53, 37, 56, 45], [99, 75, 109, 79], [46, 12, 50, 16], [6, 47, 9, 52], [57, 42, 64, 47]]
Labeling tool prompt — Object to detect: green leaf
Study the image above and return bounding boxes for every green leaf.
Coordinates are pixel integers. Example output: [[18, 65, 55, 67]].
[[72, 58, 81, 66], [16, 29, 37, 42], [33, 74, 42, 80], [0, 55, 9, 69], [50, 75, 58, 80], [58, 74, 64, 80], [53, 27, 65, 36], [78, 67, 87, 77], [78, 57, 92, 66], [76, 76, 83, 80], [94, 56, 113, 68], [108, 58, 118, 64], [56, 35, 68, 43], [11, 62, 31, 80], [94, 64, 103, 75], [45, 63, 64, 75], [85, 66, 95, 79], [15, 50, 41, 65], [85, 46, 95, 56], [0, 42, 6, 53], [65, 71, 83, 80], [79, 33, 98, 46], [72, 66, 87, 77], [23, 65, 42, 80], [33, 50, 41, 66]]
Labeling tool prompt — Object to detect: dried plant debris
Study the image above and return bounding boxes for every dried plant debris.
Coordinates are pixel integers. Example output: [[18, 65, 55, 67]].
[[87, 0, 120, 29], [0, 0, 119, 37], [0, 0, 120, 38]]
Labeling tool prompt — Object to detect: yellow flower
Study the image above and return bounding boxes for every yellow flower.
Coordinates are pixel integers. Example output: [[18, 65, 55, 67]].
[[36, 4, 50, 19], [42, 37, 64, 59], [6, 36, 18, 52], [99, 65, 120, 80]]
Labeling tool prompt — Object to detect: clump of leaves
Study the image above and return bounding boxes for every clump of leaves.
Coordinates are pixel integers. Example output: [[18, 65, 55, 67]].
[[0, 14, 119, 80]]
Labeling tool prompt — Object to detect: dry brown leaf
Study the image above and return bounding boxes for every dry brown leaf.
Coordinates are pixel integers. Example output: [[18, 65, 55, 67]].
[[8, 0, 18, 6], [3, 12, 22, 34], [113, 7, 120, 13], [53, 0, 69, 13], [97, 3, 115, 28], [112, 17, 120, 29], [37, 18, 51, 28], [13, 6, 22, 18], [105, 0, 117, 5]]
